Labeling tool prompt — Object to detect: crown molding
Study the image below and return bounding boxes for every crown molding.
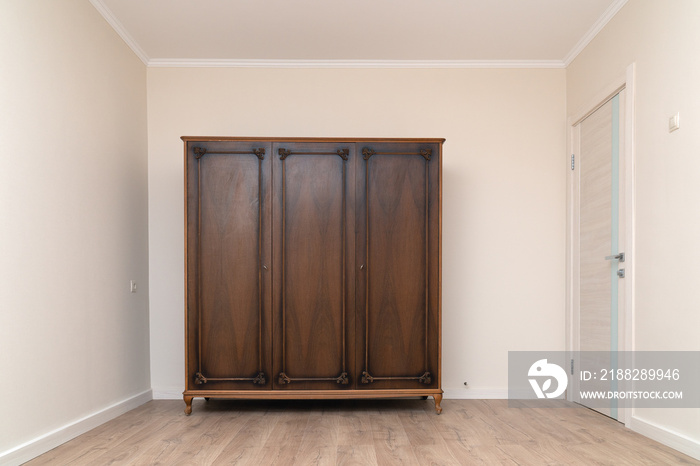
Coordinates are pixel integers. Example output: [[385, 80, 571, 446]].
[[90, 0, 626, 70], [563, 0, 629, 66], [147, 58, 565, 69], [90, 0, 149, 65]]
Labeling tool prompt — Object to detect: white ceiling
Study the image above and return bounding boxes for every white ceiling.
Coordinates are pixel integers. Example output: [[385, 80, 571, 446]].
[[91, 0, 627, 67]]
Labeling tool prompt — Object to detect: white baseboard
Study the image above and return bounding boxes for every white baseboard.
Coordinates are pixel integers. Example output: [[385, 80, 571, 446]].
[[0, 389, 152, 466], [443, 388, 509, 399], [629, 415, 700, 461], [152, 388, 184, 400]]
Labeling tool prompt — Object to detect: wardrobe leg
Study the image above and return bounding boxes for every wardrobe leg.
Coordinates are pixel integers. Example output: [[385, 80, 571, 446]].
[[184, 396, 194, 415], [433, 394, 443, 415]]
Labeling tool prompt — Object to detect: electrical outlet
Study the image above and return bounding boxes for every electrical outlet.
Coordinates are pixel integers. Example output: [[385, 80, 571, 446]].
[[130, 280, 137, 293], [669, 113, 680, 132]]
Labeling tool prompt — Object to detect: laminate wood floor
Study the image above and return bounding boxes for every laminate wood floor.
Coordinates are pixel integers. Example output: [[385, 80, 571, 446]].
[[26, 399, 698, 465]]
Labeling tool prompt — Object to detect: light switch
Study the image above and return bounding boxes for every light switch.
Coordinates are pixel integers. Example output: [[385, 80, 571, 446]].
[[669, 113, 680, 132], [130, 280, 137, 293]]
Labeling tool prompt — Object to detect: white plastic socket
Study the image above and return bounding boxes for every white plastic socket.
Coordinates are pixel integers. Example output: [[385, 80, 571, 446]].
[[669, 113, 680, 132]]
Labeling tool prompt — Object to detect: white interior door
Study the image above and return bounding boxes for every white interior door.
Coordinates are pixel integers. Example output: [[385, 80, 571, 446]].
[[573, 89, 626, 420]]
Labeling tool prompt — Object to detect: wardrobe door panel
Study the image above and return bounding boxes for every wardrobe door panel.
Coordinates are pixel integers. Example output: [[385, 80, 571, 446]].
[[272, 142, 356, 390], [185, 141, 272, 391], [356, 142, 440, 389]]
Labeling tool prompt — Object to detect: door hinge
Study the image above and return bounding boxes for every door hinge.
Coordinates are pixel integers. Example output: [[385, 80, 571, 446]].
[[571, 358, 574, 375], [571, 154, 575, 170]]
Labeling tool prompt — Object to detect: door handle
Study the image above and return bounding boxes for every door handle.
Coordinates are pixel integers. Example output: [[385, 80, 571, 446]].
[[604, 252, 625, 262]]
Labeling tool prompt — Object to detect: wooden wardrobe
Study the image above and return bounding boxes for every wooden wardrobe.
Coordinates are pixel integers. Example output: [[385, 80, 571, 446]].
[[183, 137, 443, 414]]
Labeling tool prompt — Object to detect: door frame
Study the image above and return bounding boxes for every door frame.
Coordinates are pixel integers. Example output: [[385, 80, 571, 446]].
[[566, 63, 636, 427]]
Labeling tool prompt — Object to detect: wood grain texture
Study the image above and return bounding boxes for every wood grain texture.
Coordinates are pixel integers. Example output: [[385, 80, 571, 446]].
[[272, 142, 356, 390], [26, 400, 699, 465], [184, 137, 440, 412], [579, 100, 616, 418], [199, 151, 261, 378], [579, 99, 614, 354], [356, 142, 440, 389], [367, 153, 426, 377], [185, 140, 273, 391]]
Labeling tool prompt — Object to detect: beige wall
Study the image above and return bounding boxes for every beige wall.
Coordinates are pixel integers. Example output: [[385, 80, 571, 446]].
[[147, 67, 567, 396], [567, 0, 700, 448], [0, 0, 150, 458], [3, 0, 698, 460]]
